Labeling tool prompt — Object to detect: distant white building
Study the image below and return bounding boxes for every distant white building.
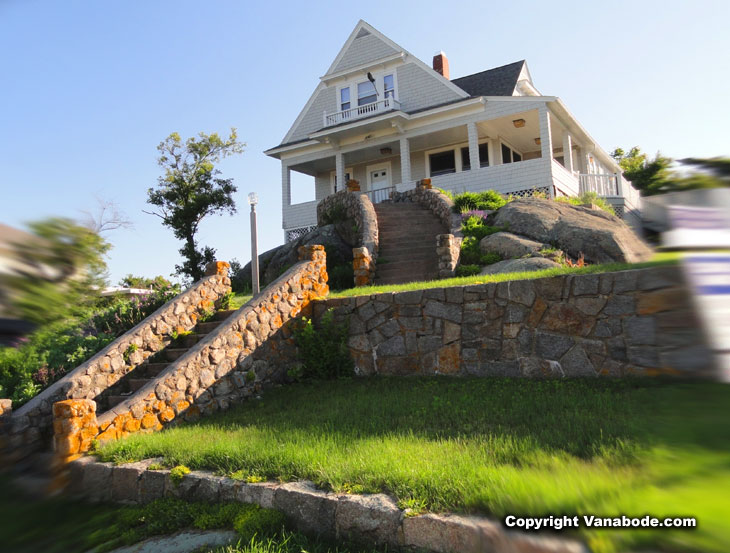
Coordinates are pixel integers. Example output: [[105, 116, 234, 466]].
[[265, 20, 641, 242]]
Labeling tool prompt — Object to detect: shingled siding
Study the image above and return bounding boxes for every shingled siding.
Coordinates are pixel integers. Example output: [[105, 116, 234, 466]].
[[331, 33, 398, 74], [313, 266, 715, 379], [285, 86, 337, 143], [395, 63, 464, 113]]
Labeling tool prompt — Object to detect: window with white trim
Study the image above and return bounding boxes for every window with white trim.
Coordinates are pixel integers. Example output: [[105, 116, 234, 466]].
[[357, 81, 377, 106], [340, 88, 350, 111], [384, 74, 394, 98], [461, 143, 489, 171], [427, 141, 490, 177], [501, 142, 522, 164]]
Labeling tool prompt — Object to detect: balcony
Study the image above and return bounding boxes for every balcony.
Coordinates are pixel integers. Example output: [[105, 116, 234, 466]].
[[323, 97, 401, 127]]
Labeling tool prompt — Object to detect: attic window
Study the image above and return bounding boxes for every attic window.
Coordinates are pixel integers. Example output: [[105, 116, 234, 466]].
[[357, 81, 377, 106]]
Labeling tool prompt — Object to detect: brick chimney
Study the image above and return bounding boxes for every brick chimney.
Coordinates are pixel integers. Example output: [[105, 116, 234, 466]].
[[433, 51, 449, 79]]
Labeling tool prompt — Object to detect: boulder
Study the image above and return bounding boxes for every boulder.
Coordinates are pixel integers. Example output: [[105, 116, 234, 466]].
[[479, 257, 561, 275], [488, 198, 652, 264], [234, 224, 352, 290], [479, 231, 545, 258]]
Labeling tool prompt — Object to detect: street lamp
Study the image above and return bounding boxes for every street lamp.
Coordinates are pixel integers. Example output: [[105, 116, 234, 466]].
[[248, 192, 260, 296]]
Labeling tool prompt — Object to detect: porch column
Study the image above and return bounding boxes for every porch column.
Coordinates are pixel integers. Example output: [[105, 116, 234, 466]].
[[335, 151, 345, 192], [538, 105, 555, 198], [562, 131, 574, 172], [467, 122, 480, 170], [400, 136, 411, 189], [281, 163, 291, 208]]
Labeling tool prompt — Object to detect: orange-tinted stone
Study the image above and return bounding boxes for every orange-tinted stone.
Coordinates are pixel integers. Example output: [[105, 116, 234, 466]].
[[124, 418, 141, 432], [55, 433, 81, 456], [140, 413, 157, 429], [159, 408, 175, 423]]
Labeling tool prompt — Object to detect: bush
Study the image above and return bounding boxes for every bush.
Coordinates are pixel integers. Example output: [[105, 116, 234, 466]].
[[555, 191, 616, 215], [292, 309, 353, 380], [0, 287, 177, 405], [455, 264, 480, 277], [461, 215, 502, 241], [459, 236, 502, 266], [453, 190, 506, 213]]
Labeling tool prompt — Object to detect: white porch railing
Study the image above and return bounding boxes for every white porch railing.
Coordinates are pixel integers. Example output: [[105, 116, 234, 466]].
[[323, 97, 401, 127], [364, 186, 395, 204], [579, 173, 620, 196]]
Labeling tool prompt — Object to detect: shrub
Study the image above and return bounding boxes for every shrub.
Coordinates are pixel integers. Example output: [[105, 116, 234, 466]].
[[327, 263, 354, 291], [455, 264, 480, 277], [169, 465, 190, 486], [452, 190, 506, 212], [233, 506, 286, 541], [461, 215, 501, 241], [459, 236, 502, 266], [292, 309, 353, 380], [555, 191, 616, 215]]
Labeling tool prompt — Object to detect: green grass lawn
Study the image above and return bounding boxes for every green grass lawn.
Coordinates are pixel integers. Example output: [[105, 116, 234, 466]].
[[329, 252, 681, 298], [98, 377, 730, 553]]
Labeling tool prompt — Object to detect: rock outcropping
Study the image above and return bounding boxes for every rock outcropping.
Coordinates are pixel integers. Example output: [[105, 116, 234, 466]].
[[487, 199, 652, 264]]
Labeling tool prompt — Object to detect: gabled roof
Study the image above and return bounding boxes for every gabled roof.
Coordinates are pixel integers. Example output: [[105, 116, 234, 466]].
[[451, 60, 526, 97]]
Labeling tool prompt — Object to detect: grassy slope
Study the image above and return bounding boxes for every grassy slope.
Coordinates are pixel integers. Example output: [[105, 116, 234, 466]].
[[329, 253, 681, 298], [98, 377, 730, 553]]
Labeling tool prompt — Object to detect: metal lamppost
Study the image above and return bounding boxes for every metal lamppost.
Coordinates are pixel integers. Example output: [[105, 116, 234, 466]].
[[248, 192, 260, 296]]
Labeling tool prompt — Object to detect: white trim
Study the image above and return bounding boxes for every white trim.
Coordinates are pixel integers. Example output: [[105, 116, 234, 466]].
[[330, 167, 353, 194], [365, 161, 392, 192], [498, 137, 523, 164], [281, 81, 327, 145], [321, 52, 405, 83]]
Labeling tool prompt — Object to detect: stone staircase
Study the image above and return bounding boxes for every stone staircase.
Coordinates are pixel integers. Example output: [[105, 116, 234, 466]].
[[374, 201, 447, 285], [100, 309, 238, 411]]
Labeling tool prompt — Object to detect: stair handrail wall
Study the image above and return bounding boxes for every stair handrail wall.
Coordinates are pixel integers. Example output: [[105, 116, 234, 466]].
[[3, 262, 232, 462], [390, 183, 463, 278], [316, 190, 379, 259], [52, 246, 328, 463]]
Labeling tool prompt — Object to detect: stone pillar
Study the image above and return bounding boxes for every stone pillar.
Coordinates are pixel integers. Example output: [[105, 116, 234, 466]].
[[562, 131, 573, 172], [335, 152, 345, 193], [353, 247, 374, 287], [51, 399, 98, 491], [436, 234, 462, 278], [467, 122, 480, 170], [400, 136, 411, 189]]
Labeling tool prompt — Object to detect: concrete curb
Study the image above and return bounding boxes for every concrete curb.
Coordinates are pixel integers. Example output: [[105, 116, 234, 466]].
[[69, 456, 588, 553]]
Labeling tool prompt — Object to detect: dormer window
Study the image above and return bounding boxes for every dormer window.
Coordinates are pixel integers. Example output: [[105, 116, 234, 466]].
[[340, 88, 350, 111], [384, 74, 394, 98], [357, 81, 377, 106]]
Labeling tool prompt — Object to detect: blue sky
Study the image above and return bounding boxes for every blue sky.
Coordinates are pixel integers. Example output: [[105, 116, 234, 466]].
[[1, 0, 728, 284]]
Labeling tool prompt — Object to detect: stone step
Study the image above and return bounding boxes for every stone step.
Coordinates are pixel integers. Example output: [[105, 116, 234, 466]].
[[196, 321, 222, 334], [129, 378, 152, 392], [142, 362, 170, 378], [165, 348, 188, 362], [378, 252, 439, 264], [213, 309, 238, 321], [378, 244, 438, 255], [107, 393, 133, 409], [180, 333, 205, 348]]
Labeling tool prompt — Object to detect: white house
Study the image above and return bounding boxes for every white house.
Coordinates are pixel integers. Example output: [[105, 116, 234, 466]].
[[265, 20, 641, 242]]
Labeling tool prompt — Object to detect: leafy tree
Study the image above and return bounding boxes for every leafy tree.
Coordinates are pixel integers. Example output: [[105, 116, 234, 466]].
[[2, 218, 110, 325], [145, 129, 245, 282], [611, 147, 674, 196], [118, 274, 174, 291]]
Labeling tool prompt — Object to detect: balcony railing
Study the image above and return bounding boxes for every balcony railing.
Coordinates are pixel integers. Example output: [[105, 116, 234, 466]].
[[323, 97, 401, 127]]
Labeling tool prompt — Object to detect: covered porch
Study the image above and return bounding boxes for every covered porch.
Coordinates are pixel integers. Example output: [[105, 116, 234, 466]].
[[280, 100, 641, 240]]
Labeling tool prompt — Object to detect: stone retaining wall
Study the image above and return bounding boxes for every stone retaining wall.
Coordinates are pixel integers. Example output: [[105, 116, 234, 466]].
[[314, 265, 716, 378], [3, 262, 232, 462], [50, 246, 328, 460], [66, 456, 587, 553]]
